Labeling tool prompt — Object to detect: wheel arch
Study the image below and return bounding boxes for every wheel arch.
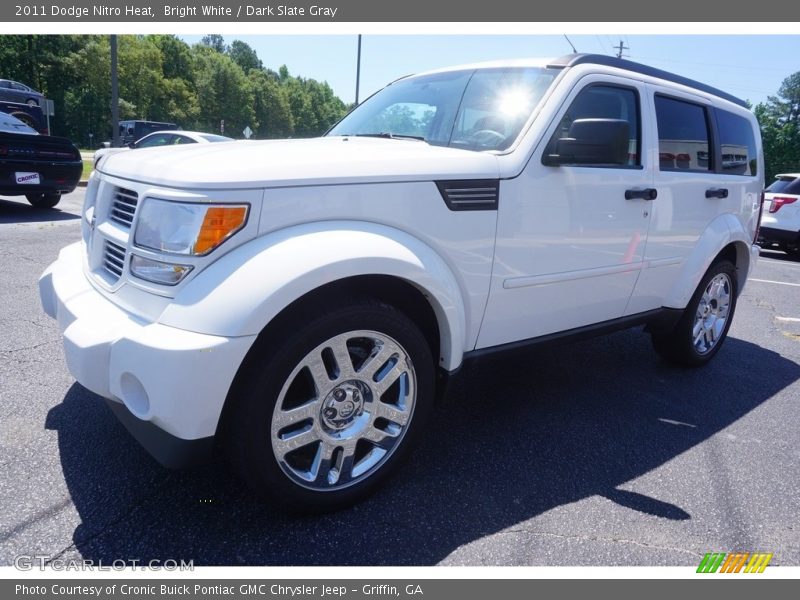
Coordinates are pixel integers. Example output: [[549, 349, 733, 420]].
[[663, 214, 755, 308], [160, 221, 469, 371]]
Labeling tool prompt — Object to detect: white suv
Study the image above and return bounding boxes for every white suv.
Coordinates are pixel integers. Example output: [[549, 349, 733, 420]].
[[40, 54, 763, 511], [758, 173, 800, 257]]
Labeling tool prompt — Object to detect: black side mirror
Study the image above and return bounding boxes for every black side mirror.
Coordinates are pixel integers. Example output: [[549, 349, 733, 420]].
[[543, 118, 630, 166], [128, 142, 136, 149]]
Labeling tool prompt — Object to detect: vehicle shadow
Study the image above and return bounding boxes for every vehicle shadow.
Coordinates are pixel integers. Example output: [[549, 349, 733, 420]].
[[45, 330, 799, 565], [0, 197, 79, 223], [758, 248, 799, 263]]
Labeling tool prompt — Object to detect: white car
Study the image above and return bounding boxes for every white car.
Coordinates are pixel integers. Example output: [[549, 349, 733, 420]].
[[93, 130, 232, 167], [40, 54, 763, 512], [758, 173, 800, 257]]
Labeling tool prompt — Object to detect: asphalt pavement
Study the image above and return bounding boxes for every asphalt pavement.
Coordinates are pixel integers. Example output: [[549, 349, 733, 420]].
[[1, 190, 798, 566]]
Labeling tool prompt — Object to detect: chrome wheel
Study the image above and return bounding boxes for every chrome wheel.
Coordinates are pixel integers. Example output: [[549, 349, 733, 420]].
[[270, 330, 416, 491], [692, 273, 732, 355]]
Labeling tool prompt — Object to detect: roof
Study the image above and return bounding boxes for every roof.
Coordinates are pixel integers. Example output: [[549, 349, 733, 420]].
[[405, 54, 748, 109], [547, 54, 748, 108]]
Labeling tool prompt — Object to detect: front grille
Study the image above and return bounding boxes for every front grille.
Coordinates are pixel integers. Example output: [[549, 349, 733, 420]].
[[103, 240, 126, 282], [109, 187, 138, 228]]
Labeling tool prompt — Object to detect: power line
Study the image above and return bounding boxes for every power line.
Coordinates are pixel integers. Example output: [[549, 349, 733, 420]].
[[595, 35, 610, 55]]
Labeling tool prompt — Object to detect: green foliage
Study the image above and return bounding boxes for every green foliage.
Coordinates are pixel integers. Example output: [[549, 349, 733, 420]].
[[754, 71, 800, 182], [0, 34, 347, 147], [228, 40, 263, 74]]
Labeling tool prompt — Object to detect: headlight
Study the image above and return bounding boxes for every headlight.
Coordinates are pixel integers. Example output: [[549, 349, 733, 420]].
[[130, 255, 193, 286], [134, 198, 249, 256]]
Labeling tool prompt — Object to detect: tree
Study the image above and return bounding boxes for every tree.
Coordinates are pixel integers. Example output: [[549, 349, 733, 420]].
[[249, 70, 293, 138], [228, 40, 262, 74], [192, 45, 254, 135], [755, 71, 800, 180], [200, 34, 226, 53]]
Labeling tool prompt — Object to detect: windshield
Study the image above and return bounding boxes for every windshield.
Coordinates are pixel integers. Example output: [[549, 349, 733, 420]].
[[328, 67, 557, 152], [199, 134, 233, 142]]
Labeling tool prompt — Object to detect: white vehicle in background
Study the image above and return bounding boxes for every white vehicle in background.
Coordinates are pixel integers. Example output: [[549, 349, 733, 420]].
[[758, 173, 800, 258], [93, 130, 233, 167], [40, 54, 763, 512]]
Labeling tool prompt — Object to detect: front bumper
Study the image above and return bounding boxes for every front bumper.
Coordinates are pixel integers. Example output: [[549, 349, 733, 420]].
[[39, 242, 256, 467]]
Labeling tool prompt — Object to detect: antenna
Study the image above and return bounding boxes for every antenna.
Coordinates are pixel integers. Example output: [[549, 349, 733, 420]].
[[613, 39, 629, 58], [563, 34, 577, 53]]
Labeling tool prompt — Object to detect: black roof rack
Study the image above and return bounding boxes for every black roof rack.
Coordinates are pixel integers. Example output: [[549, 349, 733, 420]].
[[547, 54, 748, 109]]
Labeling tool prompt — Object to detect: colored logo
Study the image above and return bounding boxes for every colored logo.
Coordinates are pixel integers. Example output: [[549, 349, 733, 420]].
[[697, 552, 773, 573]]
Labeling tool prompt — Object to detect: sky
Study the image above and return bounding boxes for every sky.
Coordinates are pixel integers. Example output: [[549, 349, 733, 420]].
[[180, 34, 800, 107]]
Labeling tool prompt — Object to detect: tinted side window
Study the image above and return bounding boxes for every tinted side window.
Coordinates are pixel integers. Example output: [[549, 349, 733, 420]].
[[655, 96, 710, 172], [545, 84, 640, 167], [716, 110, 758, 176]]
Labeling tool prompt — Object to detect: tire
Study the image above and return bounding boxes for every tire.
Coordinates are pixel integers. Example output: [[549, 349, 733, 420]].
[[651, 259, 737, 367], [225, 298, 435, 513], [26, 193, 61, 209], [26, 98, 39, 107]]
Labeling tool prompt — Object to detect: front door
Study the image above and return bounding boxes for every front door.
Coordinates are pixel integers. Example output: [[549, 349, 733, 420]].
[[477, 75, 653, 349]]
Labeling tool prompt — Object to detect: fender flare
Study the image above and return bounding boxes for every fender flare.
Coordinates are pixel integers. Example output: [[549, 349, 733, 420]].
[[663, 213, 754, 309], [159, 220, 469, 371]]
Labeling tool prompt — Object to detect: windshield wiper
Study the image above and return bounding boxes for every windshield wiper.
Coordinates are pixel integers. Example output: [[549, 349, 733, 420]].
[[352, 132, 426, 142]]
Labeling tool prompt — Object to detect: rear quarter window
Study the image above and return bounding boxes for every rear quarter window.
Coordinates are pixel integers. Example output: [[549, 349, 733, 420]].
[[716, 109, 758, 176]]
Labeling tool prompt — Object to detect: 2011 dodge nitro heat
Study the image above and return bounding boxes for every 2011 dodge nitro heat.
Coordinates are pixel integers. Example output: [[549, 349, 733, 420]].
[[40, 55, 763, 511]]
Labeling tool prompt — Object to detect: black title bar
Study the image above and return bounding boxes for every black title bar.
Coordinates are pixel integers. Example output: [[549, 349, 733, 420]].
[[3, 0, 800, 22]]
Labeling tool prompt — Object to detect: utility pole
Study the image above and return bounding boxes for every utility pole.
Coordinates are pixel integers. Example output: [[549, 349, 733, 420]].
[[111, 34, 120, 148], [355, 34, 362, 105], [613, 39, 629, 59]]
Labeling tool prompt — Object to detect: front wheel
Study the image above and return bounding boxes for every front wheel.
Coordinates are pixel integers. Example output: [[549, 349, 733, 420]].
[[225, 299, 434, 513], [26, 192, 61, 209], [651, 259, 738, 367]]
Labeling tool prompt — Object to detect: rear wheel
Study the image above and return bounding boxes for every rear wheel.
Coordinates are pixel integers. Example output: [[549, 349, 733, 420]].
[[651, 259, 737, 367], [225, 299, 434, 513], [26, 193, 61, 209]]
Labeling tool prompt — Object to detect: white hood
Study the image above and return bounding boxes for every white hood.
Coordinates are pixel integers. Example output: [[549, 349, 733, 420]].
[[98, 136, 500, 189]]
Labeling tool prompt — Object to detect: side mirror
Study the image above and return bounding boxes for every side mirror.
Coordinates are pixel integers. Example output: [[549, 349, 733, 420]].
[[543, 118, 630, 166], [128, 142, 136, 149]]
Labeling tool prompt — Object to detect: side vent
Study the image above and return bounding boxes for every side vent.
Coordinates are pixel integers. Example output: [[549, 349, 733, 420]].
[[436, 180, 499, 211]]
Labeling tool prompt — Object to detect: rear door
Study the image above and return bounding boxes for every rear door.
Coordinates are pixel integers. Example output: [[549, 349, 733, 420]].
[[626, 87, 718, 313]]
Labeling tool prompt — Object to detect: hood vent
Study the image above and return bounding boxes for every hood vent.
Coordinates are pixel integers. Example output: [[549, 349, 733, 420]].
[[436, 180, 499, 211]]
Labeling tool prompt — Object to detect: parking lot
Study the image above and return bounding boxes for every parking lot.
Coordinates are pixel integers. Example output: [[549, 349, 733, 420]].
[[1, 189, 798, 567]]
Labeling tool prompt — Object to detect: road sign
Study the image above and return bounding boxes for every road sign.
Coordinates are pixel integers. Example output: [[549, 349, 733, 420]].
[[243, 126, 253, 139], [43, 98, 55, 116]]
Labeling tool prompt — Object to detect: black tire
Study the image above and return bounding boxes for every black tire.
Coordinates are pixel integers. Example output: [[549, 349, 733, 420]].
[[224, 298, 435, 513], [26, 192, 61, 209], [651, 259, 738, 367]]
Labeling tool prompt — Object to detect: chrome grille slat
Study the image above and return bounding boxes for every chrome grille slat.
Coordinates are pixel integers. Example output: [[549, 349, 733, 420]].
[[102, 241, 127, 282], [109, 187, 139, 228]]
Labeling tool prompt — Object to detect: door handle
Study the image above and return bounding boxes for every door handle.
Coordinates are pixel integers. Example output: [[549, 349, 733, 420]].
[[625, 188, 658, 201], [706, 188, 729, 199]]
